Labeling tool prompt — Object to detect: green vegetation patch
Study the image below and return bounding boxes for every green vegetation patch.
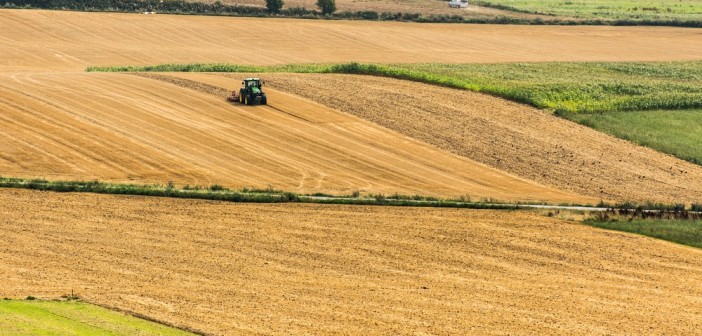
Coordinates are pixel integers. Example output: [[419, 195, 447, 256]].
[[88, 61, 702, 114], [388, 62, 702, 114], [479, 0, 702, 21], [585, 218, 702, 248], [0, 300, 194, 335], [569, 109, 702, 165]]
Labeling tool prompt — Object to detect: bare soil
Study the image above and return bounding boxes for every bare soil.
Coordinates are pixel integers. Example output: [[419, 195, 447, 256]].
[[2, 188, 702, 335], [0, 72, 591, 203], [284, 74, 702, 204], [172, 72, 702, 204]]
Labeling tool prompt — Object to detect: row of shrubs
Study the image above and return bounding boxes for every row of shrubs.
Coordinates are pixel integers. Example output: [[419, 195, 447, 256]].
[[4, 0, 702, 26], [0, 176, 521, 209], [5, 176, 701, 211]]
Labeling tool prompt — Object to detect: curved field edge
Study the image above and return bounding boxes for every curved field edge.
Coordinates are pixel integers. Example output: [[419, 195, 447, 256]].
[[568, 109, 702, 165], [89, 62, 702, 166], [0, 299, 197, 335], [87, 61, 702, 114]]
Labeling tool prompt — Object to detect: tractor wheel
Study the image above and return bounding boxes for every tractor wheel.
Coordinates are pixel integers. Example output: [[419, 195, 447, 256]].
[[239, 94, 243, 104], [244, 96, 250, 105], [261, 96, 267, 105]]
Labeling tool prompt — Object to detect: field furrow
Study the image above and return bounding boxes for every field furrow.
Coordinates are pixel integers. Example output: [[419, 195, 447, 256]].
[[211, 72, 702, 204]]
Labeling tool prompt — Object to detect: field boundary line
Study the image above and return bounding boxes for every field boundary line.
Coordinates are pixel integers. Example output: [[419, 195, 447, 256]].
[[1, 176, 698, 212]]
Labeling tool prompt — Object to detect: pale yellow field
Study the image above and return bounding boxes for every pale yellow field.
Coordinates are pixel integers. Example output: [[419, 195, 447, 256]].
[[2, 9, 702, 72]]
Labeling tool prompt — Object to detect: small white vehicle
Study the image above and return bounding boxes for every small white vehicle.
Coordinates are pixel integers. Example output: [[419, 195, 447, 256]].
[[448, 0, 468, 8]]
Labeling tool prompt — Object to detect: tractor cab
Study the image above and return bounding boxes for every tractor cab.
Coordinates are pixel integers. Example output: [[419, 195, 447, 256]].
[[243, 78, 262, 90], [229, 77, 268, 105]]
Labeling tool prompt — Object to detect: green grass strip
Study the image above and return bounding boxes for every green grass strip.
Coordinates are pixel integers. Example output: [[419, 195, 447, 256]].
[[0, 176, 523, 209], [0, 299, 196, 335], [585, 218, 702, 248], [2, 176, 697, 210], [569, 109, 702, 165]]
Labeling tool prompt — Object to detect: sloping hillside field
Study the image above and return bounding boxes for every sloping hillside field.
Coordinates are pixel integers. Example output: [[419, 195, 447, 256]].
[[0, 72, 590, 203], [2, 189, 702, 335], [236, 73, 702, 204]]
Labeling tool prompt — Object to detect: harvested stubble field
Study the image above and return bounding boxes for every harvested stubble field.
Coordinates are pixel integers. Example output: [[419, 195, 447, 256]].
[[2, 9, 702, 73], [2, 188, 702, 335], [168, 72, 702, 204], [0, 71, 591, 203]]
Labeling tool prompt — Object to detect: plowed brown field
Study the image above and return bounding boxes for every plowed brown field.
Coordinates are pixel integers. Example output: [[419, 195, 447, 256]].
[[2, 9, 702, 72], [0, 72, 591, 203], [2, 189, 702, 335], [223, 73, 702, 204]]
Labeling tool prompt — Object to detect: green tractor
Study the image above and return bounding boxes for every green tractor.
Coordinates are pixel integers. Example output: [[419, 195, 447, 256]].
[[228, 78, 267, 105]]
